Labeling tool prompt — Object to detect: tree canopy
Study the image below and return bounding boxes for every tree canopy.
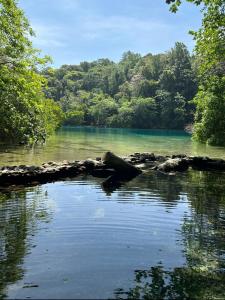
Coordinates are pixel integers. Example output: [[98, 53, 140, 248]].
[[167, 0, 225, 145], [0, 0, 63, 144], [2, 0, 224, 145], [43, 42, 197, 130]]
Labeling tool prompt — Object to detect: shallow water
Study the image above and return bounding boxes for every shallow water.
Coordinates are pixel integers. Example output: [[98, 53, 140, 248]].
[[1, 171, 225, 299], [1, 127, 225, 166]]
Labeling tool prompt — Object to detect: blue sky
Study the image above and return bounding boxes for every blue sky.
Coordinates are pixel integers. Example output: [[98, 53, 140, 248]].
[[19, 0, 202, 67]]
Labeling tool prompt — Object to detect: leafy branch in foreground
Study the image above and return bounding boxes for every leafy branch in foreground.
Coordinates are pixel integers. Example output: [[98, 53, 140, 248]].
[[166, 0, 225, 145], [0, 0, 64, 144]]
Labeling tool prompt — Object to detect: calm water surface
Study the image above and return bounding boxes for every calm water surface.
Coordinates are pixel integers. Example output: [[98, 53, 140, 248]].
[[1, 127, 225, 166], [1, 170, 225, 299]]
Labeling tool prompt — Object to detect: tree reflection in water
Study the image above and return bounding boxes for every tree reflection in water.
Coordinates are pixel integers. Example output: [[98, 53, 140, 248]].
[[0, 170, 225, 299], [114, 171, 225, 300], [0, 187, 51, 299], [114, 266, 225, 300]]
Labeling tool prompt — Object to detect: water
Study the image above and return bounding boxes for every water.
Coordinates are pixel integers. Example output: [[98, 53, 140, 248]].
[[1, 170, 225, 299], [1, 127, 225, 166]]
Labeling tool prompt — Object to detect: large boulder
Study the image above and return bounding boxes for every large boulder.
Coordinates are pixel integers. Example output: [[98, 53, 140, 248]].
[[157, 158, 189, 173], [102, 152, 142, 178]]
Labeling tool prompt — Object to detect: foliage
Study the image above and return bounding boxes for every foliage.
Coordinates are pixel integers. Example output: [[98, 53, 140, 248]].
[[114, 170, 225, 300], [167, 0, 225, 145], [43, 43, 197, 130], [0, 0, 63, 144]]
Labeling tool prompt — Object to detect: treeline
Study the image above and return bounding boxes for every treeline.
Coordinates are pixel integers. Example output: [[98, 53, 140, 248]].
[[1, 0, 223, 146], [43, 42, 197, 130]]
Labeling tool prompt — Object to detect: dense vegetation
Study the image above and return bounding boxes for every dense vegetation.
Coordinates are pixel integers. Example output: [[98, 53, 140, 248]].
[[0, 0, 63, 144], [43, 42, 197, 130], [0, 0, 224, 146], [167, 0, 225, 145]]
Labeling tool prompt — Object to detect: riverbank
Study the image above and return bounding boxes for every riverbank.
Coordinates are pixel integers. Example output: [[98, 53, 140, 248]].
[[1, 152, 225, 189]]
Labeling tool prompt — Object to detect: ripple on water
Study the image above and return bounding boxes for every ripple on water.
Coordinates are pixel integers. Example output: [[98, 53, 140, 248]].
[[1, 171, 225, 299]]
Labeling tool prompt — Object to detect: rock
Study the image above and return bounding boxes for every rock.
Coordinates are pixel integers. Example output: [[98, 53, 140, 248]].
[[157, 158, 189, 173], [123, 157, 132, 163], [190, 156, 225, 171], [130, 157, 138, 162], [155, 155, 167, 162], [102, 152, 142, 178], [1, 152, 225, 189], [47, 161, 57, 166], [139, 153, 156, 163], [83, 159, 102, 170], [135, 162, 156, 170], [171, 154, 187, 159]]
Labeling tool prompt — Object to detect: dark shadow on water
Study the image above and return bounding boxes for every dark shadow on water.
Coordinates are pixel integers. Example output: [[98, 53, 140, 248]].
[[114, 266, 225, 300], [101, 173, 140, 196]]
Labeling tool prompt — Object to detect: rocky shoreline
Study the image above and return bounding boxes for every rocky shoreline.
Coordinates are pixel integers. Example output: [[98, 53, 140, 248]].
[[1, 152, 225, 189]]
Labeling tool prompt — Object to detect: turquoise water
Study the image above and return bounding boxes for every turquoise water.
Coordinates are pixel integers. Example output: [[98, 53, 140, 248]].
[[0, 171, 225, 299], [0, 127, 225, 166]]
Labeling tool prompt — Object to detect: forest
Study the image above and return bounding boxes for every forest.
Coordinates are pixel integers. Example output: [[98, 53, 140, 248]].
[[0, 1, 225, 298], [42, 43, 197, 130], [0, 0, 224, 145]]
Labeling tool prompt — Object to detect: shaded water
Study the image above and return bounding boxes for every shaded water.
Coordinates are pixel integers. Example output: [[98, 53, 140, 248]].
[[1, 170, 225, 299], [1, 127, 225, 166]]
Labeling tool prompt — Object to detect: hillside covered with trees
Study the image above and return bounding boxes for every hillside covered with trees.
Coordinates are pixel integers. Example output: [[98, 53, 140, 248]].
[[43, 42, 197, 130], [0, 0, 224, 146]]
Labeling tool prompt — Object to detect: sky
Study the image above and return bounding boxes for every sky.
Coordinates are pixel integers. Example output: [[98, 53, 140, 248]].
[[19, 0, 202, 67]]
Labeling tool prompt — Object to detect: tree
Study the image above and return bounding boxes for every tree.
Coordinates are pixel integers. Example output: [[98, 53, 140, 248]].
[[0, 0, 63, 143], [160, 42, 197, 100], [89, 94, 118, 126], [155, 90, 186, 129], [167, 0, 225, 145], [130, 97, 158, 128], [43, 42, 197, 130]]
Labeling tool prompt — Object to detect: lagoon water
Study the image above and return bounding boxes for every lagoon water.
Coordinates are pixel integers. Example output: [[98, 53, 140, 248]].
[[1, 126, 225, 166], [1, 127, 225, 299], [1, 171, 225, 299]]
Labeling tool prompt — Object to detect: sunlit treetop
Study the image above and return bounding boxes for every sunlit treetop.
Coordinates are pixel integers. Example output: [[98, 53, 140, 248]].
[[165, 0, 223, 12]]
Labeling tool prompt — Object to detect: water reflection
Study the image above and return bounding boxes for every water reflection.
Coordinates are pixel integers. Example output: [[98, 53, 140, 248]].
[[0, 188, 52, 299], [0, 171, 225, 299], [114, 171, 225, 299], [114, 266, 225, 299]]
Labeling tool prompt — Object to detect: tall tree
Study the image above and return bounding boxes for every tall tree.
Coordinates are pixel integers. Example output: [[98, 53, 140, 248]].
[[167, 0, 225, 145], [0, 0, 63, 143]]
